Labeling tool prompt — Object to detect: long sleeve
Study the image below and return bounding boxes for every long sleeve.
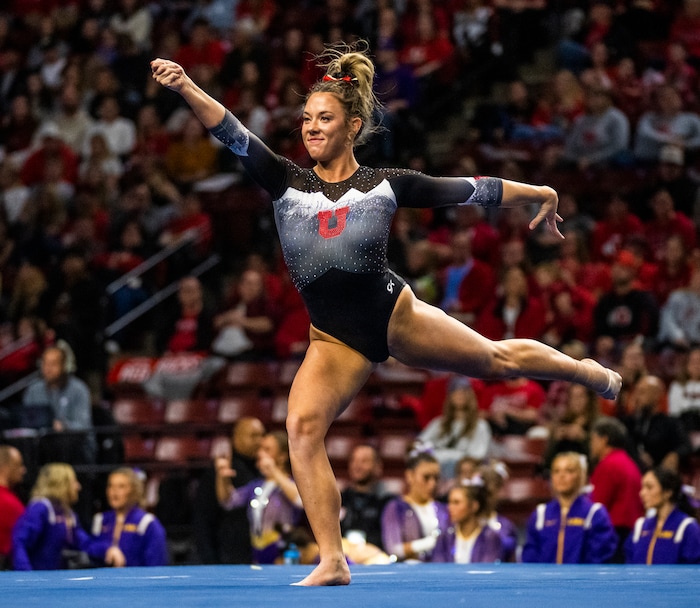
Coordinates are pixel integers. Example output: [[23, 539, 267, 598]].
[[582, 505, 617, 564], [521, 508, 543, 563]]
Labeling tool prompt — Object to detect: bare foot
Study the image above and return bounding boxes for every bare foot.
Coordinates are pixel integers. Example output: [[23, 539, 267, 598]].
[[291, 558, 351, 587], [581, 358, 622, 400]]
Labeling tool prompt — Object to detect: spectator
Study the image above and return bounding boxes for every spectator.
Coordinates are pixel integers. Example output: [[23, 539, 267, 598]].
[[0, 94, 38, 157], [79, 132, 124, 194], [589, 416, 644, 562], [90, 467, 168, 567], [416, 376, 492, 478], [212, 269, 277, 361], [478, 461, 518, 562], [215, 430, 303, 564], [340, 444, 396, 551], [0, 446, 26, 570], [193, 416, 264, 564], [644, 145, 700, 220], [593, 249, 659, 358], [164, 112, 218, 189], [623, 375, 691, 473], [433, 478, 502, 563], [439, 229, 496, 326], [633, 84, 700, 165], [480, 376, 546, 436], [83, 96, 136, 160], [109, 0, 153, 53], [36, 249, 103, 375], [11, 463, 93, 570], [558, 86, 631, 172], [612, 340, 649, 416], [644, 187, 696, 264], [22, 344, 96, 467], [658, 267, 700, 352], [175, 18, 226, 75], [652, 234, 693, 307], [668, 347, 700, 432], [53, 85, 94, 158], [625, 466, 700, 564], [522, 452, 617, 564], [155, 276, 215, 355], [543, 384, 600, 472], [381, 450, 450, 562], [20, 122, 79, 188], [590, 192, 643, 263], [475, 265, 547, 342], [158, 190, 213, 267]]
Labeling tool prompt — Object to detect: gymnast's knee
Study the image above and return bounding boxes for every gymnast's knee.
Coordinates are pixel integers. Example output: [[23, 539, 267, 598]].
[[286, 409, 329, 447]]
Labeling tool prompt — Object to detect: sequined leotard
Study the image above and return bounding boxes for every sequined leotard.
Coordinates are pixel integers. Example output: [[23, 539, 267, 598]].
[[210, 111, 503, 361]]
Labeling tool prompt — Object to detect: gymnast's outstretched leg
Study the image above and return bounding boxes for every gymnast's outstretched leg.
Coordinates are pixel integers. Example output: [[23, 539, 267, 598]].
[[388, 287, 622, 399]]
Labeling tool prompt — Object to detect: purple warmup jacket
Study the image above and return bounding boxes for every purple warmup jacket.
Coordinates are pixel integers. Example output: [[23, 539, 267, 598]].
[[487, 514, 518, 562], [223, 478, 302, 564], [522, 494, 617, 564], [433, 523, 503, 563], [381, 497, 451, 562], [91, 507, 168, 567], [12, 498, 92, 570], [625, 507, 700, 564]]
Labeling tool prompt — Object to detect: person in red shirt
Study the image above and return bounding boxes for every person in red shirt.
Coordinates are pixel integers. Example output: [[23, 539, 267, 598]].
[[476, 265, 547, 341], [589, 415, 644, 562], [20, 123, 79, 187], [174, 18, 226, 73], [480, 376, 547, 436], [0, 445, 26, 569], [644, 187, 696, 264], [591, 192, 644, 262]]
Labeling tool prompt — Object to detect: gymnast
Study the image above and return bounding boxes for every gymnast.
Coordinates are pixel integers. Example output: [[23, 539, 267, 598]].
[[151, 41, 622, 586]]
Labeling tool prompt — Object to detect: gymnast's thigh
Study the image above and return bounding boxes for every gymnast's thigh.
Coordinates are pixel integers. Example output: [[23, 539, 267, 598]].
[[387, 287, 499, 373], [287, 331, 375, 427]]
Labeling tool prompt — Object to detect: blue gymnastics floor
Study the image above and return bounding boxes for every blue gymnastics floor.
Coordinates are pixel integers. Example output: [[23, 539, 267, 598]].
[[2, 563, 699, 608]]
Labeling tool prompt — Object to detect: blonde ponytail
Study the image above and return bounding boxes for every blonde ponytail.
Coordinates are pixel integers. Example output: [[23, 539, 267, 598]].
[[308, 40, 383, 146]]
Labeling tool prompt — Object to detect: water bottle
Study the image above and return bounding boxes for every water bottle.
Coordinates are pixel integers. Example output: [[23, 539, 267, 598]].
[[283, 542, 301, 565]]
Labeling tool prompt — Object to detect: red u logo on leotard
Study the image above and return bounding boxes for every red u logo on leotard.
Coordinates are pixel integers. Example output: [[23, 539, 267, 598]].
[[318, 206, 349, 239]]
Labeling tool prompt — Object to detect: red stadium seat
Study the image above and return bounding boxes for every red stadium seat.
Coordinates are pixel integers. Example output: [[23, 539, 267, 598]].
[[164, 398, 218, 425], [154, 436, 212, 464], [112, 398, 165, 428]]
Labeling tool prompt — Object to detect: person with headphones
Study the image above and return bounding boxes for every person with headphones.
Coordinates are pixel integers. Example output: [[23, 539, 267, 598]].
[[22, 343, 96, 474]]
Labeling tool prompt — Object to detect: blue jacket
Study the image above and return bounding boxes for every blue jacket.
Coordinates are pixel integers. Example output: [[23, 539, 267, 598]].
[[625, 507, 700, 564], [522, 494, 617, 564], [91, 507, 168, 567]]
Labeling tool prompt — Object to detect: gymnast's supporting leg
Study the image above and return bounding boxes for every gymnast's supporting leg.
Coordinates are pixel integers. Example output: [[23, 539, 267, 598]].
[[285, 331, 375, 586], [388, 288, 622, 399]]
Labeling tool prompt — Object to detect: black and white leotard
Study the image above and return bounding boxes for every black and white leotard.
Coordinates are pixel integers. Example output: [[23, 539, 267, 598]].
[[210, 111, 502, 362]]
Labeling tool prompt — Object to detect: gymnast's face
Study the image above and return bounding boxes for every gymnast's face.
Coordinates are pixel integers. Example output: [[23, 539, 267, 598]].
[[406, 461, 440, 504], [107, 472, 133, 512], [640, 471, 671, 511], [302, 92, 359, 164]]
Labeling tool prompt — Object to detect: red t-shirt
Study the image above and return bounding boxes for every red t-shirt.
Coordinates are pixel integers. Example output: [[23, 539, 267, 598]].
[[590, 448, 644, 529], [0, 486, 25, 556]]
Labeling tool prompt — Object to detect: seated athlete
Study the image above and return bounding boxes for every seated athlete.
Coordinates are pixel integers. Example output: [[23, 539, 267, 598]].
[[151, 41, 622, 586]]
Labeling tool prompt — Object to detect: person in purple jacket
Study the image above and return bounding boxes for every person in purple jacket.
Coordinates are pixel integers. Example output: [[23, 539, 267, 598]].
[[478, 461, 519, 562], [381, 450, 450, 562], [215, 431, 303, 564], [522, 452, 617, 564], [12, 463, 93, 570], [625, 466, 700, 564], [90, 468, 168, 567], [433, 477, 502, 563]]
